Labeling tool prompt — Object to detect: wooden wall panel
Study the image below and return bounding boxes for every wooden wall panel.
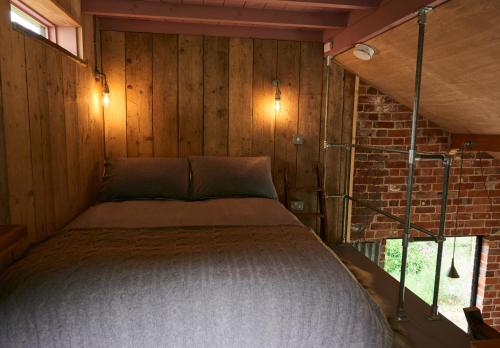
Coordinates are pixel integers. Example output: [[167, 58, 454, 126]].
[[153, 34, 178, 157], [125, 32, 153, 157], [296, 42, 324, 231], [62, 57, 81, 219], [0, 4, 104, 243], [0, 29, 36, 240], [252, 39, 277, 159], [25, 39, 54, 240], [274, 40, 300, 201], [100, 30, 357, 238], [46, 48, 70, 229], [203, 36, 229, 156], [178, 35, 203, 157], [0, 59, 8, 224], [325, 64, 344, 245], [102, 31, 127, 158], [228, 38, 253, 157]]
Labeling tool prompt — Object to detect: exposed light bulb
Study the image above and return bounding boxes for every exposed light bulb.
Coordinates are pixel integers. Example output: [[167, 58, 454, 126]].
[[102, 92, 110, 107], [102, 80, 110, 107], [272, 79, 281, 114], [275, 97, 281, 113]]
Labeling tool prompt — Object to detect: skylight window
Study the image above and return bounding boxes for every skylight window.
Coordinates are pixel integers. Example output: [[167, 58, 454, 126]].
[[10, 5, 48, 38]]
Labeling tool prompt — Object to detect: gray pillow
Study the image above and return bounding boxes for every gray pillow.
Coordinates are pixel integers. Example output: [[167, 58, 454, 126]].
[[189, 156, 278, 200], [98, 157, 190, 202]]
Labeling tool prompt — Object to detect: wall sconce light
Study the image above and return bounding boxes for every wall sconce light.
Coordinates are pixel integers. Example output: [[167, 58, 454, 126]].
[[272, 79, 281, 113], [95, 70, 110, 107]]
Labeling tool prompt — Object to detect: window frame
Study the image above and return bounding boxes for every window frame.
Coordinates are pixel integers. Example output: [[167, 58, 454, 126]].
[[9, 0, 82, 59]]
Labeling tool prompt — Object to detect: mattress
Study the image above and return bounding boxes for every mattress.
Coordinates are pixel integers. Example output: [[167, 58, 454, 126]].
[[0, 199, 393, 348]]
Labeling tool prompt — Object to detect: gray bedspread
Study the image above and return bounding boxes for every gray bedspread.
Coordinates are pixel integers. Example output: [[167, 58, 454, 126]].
[[0, 201, 393, 348]]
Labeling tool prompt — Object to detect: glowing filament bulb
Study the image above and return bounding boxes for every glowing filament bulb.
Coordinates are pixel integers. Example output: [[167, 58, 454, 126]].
[[272, 79, 281, 114], [102, 80, 110, 107]]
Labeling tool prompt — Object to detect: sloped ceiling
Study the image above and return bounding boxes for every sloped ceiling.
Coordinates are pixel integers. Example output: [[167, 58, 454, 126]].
[[335, 0, 500, 135]]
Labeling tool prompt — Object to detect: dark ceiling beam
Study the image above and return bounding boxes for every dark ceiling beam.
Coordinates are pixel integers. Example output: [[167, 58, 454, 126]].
[[244, 0, 380, 10], [323, 0, 449, 56], [451, 134, 500, 153], [99, 18, 323, 42], [83, 0, 348, 30]]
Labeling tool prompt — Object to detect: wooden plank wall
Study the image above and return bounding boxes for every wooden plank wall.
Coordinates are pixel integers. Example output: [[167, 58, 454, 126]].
[[323, 63, 358, 246], [101, 30, 355, 243], [0, 0, 104, 243]]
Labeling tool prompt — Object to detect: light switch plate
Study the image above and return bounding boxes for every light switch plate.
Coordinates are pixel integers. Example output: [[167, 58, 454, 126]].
[[290, 201, 304, 211], [292, 134, 304, 145]]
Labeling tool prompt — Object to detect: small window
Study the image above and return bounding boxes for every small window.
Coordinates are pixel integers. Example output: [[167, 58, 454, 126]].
[[9, 1, 81, 58], [10, 5, 48, 38]]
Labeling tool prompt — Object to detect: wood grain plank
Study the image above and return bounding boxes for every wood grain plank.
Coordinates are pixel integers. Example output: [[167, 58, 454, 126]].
[[0, 28, 36, 240], [324, 63, 345, 245], [125, 32, 153, 157], [25, 38, 55, 240], [274, 40, 300, 202], [296, 41, 323, 232], [228, 38, 253, 156], [153, 33, 178, 157], [0, 49, 8, 224], [46, 47, 70, 230], [337, 71, 355, 242], [252, 39, 277, 159], [75, 62, 92, 210], [203, 36, 229, 156], [178, 35, 203, 156], [102, 31, 127, 158], [346, 76, 360, 242], [62, 56, 81, 219]]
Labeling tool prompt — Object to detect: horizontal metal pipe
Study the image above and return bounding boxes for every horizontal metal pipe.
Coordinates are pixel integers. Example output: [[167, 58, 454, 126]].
[[415, 153, 448, 161], [346, 195, 439, 241], [324, 143, 449, 162]]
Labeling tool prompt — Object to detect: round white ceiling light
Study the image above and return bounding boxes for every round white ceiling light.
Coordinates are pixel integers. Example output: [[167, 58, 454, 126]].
[[353, 44, 375, 61]]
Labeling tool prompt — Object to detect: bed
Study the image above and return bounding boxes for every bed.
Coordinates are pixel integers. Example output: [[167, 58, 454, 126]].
[[0, 157, 394, 348]]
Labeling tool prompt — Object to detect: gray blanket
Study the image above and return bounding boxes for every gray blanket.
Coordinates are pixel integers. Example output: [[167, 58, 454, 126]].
[[0, 225, 392, 347]]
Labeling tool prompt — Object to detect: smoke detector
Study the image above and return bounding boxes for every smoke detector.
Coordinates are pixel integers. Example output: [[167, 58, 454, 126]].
[[353, 44, 375, 61]]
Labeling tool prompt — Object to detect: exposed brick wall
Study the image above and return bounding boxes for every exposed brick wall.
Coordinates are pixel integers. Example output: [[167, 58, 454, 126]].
[[351, 82, 500, 328], [477, 236, 500, 327]]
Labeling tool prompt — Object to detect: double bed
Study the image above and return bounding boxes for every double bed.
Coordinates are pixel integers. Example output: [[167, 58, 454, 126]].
[[0, 158, 394, 347]]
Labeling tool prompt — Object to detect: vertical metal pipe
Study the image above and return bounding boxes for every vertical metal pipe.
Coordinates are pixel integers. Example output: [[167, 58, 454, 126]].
[[429, 157, 451, 319], [396, 7, 431, 321], [341, 146, 352, 243]]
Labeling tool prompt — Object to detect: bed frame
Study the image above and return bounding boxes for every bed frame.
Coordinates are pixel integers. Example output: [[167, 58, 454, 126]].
[[324, 7, 452, 322]]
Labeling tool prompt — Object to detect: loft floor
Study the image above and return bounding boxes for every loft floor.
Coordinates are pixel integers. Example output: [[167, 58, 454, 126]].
[[333, 244, 471, 348]]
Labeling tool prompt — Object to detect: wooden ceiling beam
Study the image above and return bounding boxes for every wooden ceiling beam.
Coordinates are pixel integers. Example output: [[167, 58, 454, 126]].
[[323, 0, 449, 56], [244, 0, 380, 10], [99, 18, 323, 42], [451, 134, 500, 153], [82, 0, 348, 30]]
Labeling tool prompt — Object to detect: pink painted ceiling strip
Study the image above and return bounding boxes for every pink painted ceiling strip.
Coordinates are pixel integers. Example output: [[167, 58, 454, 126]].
[[324, 0, 449, 56], [99, 17, 323, 42], [82, 0, 348, 29]]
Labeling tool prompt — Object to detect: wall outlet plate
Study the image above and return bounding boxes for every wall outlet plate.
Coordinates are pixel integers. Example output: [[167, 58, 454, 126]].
[[290, 201, 304, 211], [292, 134, 304, 145]]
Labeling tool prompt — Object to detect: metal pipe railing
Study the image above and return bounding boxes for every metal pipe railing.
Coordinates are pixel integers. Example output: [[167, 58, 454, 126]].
[[341, 195, 441, 241], [323, 7, 450, 322], [325, 143, 449, 162], [397, 7, 431, 322], [428, 157, 451, 319]]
